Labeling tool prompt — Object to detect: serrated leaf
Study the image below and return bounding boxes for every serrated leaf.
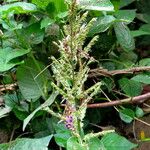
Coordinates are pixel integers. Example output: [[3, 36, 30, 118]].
[[115, 9, 136, 23], [119, 108, 135, 123], [0, 135, 53, 150], [100, 133, 137, 150], [17, 58, 50, 100], [88, 15, 116, 36], [114, 22, 135, 51], [0, 47, 30, 72], [131, 74, 150, 84], [0, 2, 37, 15], [119, 78, 142, 97], [78, 0, 114, 11], [23, 91, 58, 131]]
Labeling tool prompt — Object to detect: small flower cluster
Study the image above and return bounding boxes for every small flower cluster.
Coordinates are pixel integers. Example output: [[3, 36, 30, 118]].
[[65, 115, 74, 131]]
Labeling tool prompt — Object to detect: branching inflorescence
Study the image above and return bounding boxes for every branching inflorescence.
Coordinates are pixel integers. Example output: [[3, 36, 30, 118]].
[[51, 0, 103, 139]]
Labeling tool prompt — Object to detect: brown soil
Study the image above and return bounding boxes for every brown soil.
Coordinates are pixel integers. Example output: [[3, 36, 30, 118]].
[[0, 130, 9, 144], [124, 114, 150, 150]]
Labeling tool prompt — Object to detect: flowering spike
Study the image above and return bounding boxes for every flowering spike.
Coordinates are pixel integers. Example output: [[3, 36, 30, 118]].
[[51, 1, 102, 136]]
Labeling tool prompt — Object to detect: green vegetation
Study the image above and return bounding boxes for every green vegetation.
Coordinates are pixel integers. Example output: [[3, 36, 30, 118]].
[[0, 0, 150, 149]]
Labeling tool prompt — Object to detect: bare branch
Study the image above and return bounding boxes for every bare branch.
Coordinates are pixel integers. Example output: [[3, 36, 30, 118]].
[[87, 92, 150, 108], [89, 66, 150, 77], [0, 83, 17, 92]]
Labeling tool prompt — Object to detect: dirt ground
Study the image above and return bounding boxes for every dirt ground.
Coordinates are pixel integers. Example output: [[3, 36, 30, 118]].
[[124, 109, 150, 150], [0, 130, 9, 144]]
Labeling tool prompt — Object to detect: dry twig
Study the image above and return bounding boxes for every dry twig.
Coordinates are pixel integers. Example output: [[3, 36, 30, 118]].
[[87, 92, 150, 108], [89, 66, 150, 77], [0, 83, 17, 92]]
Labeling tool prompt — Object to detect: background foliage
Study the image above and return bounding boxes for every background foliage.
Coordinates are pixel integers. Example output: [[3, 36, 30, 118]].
[[0, 0, 150, 149]]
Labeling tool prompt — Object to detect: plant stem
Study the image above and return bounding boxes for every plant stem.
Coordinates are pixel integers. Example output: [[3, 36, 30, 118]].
[[69, 0, 76, 85]]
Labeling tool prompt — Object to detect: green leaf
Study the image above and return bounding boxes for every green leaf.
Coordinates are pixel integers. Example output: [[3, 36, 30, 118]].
[[131, 24, 150, 37], [139, 58, 150, 66], [1, 15, 23, 31], [139, 24, 150, 33], [6, 0, 19, 2], [115, 10, 136, 23], [136, 13, 149, 24], [141, 138, 150, 142], [40, 17, 55, 29], [88, 15, 116, 36], [57, 11, 68, 19], [0, 135, 53, 150], [0, 105, 11, 118], [119, 51, 138, 63], [0, 143, 9, 150], [114, 22, 135, 51], [0, 2, 37, 15], [78, 0, 114, 11], [131, 30, 150, 37], [17, 58, 50, 100], [111, 0, 120, 11], [119, 78, 142, 97], [4, 93, 29, 120], [135, 107, 144, 118], [32, 0, 50, 9], [23, 91, 58, 131], [19, 23, 45, 45], [32, 0, 67, 13], [131, 74, 150, 84], [54, 125, 71, 147], [54, 124, 71, 147], [67, 137, 87, 150], [52, 0, 67, 13], [88, 138, 102, 150], [0, 47, 30, 72], [4, 93, 20, 108], [55, 133, 71, 148], [100, 133, 137, 150], [119, 108, 135, 123], [54, 124, 69, 134], [120, 0, 135, 8], [102, 77, 114, 92], [13, 109, 28, 121]]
